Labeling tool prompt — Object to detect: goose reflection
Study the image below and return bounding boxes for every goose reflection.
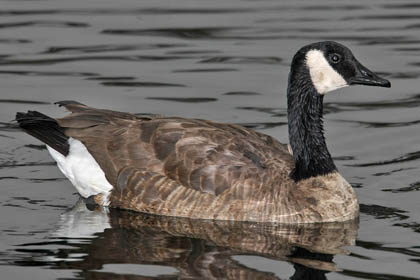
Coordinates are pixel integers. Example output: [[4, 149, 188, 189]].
[[41, 199, 358, 279]]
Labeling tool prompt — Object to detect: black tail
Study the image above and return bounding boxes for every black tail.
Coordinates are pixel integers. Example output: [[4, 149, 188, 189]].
[[16, 111, 69, 156]]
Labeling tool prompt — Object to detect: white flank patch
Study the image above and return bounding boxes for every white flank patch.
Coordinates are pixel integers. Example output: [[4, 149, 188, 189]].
[[47, 138, 113, 205], [305, 49, 348, 94]]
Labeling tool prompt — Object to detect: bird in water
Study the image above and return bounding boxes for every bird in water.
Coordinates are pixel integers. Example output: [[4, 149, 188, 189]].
[[16, 41, 390, 223]]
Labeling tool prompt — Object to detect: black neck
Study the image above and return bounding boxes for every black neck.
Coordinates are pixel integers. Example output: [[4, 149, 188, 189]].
[[287, 67, 337, 182]]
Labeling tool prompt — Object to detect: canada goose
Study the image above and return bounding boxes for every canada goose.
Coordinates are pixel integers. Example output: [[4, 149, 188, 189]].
[[16, 41, 390, 223]]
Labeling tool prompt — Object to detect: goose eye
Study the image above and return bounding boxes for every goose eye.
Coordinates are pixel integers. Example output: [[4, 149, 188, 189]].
[[329, 53, 341, 64]]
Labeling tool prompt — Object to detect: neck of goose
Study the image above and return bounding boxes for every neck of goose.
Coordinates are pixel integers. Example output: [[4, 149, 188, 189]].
[[287, 71, 337, 182]]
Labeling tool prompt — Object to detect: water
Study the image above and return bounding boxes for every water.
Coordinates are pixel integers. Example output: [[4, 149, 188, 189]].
[[0, 0, 419, 279]]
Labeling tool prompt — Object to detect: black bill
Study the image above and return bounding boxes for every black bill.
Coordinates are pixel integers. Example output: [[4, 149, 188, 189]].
[[349, 61, 391, 88]]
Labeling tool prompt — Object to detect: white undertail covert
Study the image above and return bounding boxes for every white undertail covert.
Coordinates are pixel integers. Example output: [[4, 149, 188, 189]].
[[47, 138, 113, 205]]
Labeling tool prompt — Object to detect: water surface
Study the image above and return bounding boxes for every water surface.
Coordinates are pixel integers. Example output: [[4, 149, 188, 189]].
[[1, 0, 420, 279]]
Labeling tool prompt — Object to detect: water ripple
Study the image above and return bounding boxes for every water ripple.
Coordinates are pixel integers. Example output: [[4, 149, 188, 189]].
[[236, 106, 287, 117], [0, 38, 31, 44], [383, 181, 420, 193], [394, 47, 420, 53], [325, 93, 420, 111], [342, 268, 419, 280], [359, 204, 409, 220], [373, 167, 416, 177], [102, 27, 299, 41], [335, 119, 420, 128], [239, 122, 287, 130], [172, 68, 238, 73], [379, 71, 420, 79], [0, 176, 18, 180], [223, 91, 261, 96], [166, 50, 222, 55], [360, 39, 420, 46], [0, 8, 254, 17], [349, 150, 420, 167], [42, 43, 187, 55], [102, 81, 186, 87], [0, 20, 89, 29], [199, 56, 282, 64], [343, 14, 420, 21], [102, 27, 232, 39], [0, 122, 20, 132], [146, 97, 217, 103], [383, 4, 420, 9], [0, 161, 56, 169], [356, 240, 420, 258], [85, 76, 135, 81], [0, 55, 187, 65], [296, 5, 366, 11], [0, 70, 95, 77], [393, 222, 420, 234], [23, 144, 47, 151], [319, 35, 411, 46], [0, 99, 50, 104]]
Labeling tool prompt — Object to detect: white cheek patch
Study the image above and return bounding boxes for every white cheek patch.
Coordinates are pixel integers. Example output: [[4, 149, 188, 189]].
[[305, 49, 348, 94]]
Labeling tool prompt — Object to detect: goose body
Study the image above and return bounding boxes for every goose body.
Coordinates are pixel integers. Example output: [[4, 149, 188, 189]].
[[16, 41, 390, 223]]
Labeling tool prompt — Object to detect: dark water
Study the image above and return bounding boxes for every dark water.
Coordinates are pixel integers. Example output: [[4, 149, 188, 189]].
[[1, 0, 420, 279]]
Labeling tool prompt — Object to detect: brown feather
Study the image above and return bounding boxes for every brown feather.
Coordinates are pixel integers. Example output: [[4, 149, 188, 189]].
[[54, 102, 358, 223]]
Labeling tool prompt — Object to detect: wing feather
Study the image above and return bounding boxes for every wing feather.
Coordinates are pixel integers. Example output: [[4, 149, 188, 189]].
[[55, 104, 294, 197]]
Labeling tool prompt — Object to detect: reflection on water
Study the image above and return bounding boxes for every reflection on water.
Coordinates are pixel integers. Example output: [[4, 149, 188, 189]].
[[10, 200, 358, 279]]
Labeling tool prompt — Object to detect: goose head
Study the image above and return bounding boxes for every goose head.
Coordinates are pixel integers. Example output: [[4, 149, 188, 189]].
[[290, 41, 391, 94], [287, 41, 390, 182]]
